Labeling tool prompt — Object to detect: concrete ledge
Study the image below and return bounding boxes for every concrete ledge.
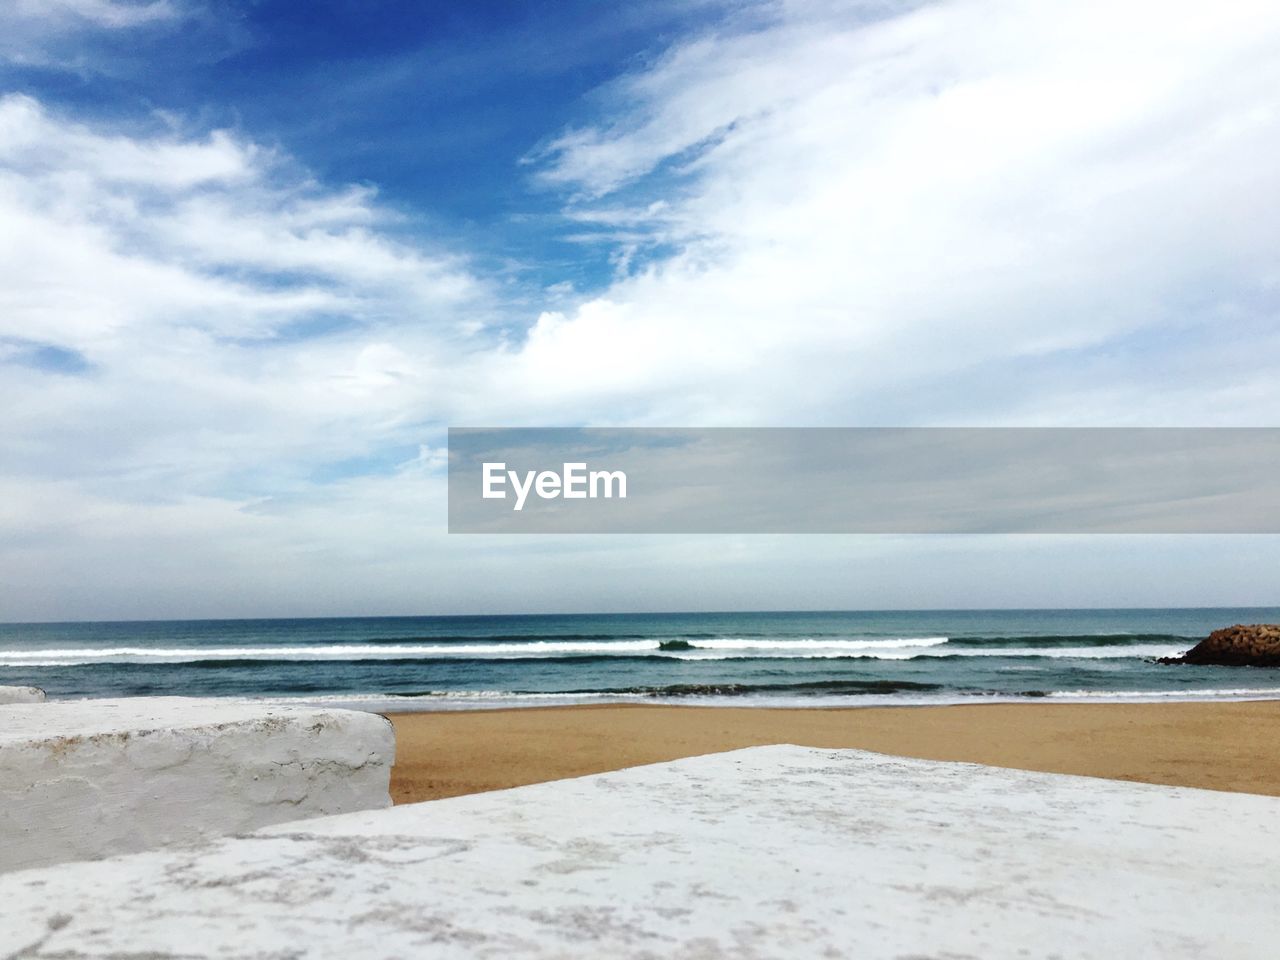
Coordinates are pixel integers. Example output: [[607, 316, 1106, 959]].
[[0, 697, 394, 873], [1, 745, 1278, 958], [0, 685, 45, 704]]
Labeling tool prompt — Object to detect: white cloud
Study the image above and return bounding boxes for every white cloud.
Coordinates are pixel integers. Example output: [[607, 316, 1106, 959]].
[[9, 0, 179, 30], [0, 94, 492, 508], [0, 1, 184, 67], [4, 0, 1280, 617], [522, 0, 1280, 425]]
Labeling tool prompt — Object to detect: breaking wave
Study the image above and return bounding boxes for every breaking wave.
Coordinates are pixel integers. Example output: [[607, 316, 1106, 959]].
[[0, 633, 1195, 666]]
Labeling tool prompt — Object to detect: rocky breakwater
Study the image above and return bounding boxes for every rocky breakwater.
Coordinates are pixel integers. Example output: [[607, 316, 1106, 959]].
[[1158, 624, 1280, 667]]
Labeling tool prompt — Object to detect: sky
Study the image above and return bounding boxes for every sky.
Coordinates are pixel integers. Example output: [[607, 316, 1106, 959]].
[[2, 0, 1279, 621]]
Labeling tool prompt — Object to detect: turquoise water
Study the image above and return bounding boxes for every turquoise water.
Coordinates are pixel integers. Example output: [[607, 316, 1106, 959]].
[[1, 609, 1278, 709]]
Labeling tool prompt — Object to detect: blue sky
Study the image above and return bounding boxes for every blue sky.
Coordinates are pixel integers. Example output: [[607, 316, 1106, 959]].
[[1, 0, 1279, 620], [1, 0, 743, 290]]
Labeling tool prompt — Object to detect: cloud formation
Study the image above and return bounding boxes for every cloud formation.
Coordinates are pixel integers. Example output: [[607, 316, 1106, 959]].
[[523, 0, 1280, 425], [0, 0, 184, 67], [3, 0, 1280, 618], [0, 94, 488, 491], [7, 0, 178, 32]]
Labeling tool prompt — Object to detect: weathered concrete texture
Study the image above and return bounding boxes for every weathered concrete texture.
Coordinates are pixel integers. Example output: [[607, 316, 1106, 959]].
[[2, 745, 1278, 959], [0, 685, 44, 704], [0, 697, 394, 873]]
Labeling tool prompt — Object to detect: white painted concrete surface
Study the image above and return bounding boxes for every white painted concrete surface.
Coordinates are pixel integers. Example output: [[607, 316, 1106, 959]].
[[0, 697, 394, 873], [0, 685, 44, 704], [2, 745, 1277, 958]]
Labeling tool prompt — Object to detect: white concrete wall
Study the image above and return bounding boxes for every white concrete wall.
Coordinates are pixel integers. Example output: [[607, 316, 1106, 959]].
[[0, 697, 394, 873], [0, 685, 44, 704], [1, 745, 1277, 958]]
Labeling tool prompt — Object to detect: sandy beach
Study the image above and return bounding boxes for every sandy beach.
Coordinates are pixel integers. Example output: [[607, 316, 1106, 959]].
[[388, 699, 1280, 803]]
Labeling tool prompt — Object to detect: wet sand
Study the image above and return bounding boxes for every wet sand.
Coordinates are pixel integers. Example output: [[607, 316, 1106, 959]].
[[387, 699, 1280, 803]]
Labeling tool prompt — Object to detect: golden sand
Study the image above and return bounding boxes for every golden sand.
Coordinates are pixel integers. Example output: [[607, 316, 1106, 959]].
[[387, 699, 1280, 804]]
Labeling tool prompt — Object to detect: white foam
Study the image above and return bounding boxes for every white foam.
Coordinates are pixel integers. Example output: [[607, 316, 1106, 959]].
[[667, 642, 1185, 661], [0, 636, 1192, 666], [0, 636, 950, 664], [910, 643, 1185, 660], [0, 640, 655, 664], [1047, 687, 1280, 699], [691, 640, 952, 655]]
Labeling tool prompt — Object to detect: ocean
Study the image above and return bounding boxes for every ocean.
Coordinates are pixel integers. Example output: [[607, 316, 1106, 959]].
[[2, 608, 1278, 710]]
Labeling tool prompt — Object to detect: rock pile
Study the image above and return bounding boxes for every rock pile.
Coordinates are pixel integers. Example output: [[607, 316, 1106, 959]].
[[1158, 624, 1280, 667]]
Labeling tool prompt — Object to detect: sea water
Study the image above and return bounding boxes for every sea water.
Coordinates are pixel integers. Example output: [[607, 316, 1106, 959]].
[[2, 608, 1278, 710]]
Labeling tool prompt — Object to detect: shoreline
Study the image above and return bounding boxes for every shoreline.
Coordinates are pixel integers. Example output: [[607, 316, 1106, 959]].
[[329, 688, 1280, 712], [387, 699, 1280, 804]]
